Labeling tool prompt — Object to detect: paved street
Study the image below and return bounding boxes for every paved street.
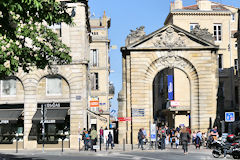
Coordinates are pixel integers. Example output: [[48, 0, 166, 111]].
[[0, 145, 235, 160]]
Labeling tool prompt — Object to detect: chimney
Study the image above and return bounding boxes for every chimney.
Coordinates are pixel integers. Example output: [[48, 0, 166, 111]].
[[170, 1, 174, 11], [174, 0, 182, 10], [198, 0, 211, 11]]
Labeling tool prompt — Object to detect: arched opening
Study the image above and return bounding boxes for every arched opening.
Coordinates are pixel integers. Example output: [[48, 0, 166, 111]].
[[152, 67, 191, 129]]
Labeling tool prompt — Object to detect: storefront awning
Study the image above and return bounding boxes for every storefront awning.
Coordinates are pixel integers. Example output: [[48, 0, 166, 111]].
[[32, 109, 68, 124], [0, 109, 23, 124], [87, 109, 107, 122]]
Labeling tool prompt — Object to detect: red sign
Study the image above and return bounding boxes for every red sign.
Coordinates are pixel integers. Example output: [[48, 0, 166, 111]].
[[118, 117, 132, 121], [90, 100, 99, 107]]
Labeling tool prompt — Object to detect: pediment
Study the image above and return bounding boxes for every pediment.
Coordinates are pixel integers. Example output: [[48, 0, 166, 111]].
[[126, 24, 218, 50]]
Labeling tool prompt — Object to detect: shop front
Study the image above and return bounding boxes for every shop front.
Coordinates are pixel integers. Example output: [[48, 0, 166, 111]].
[[32, 102, 70, 148], [0, 104, 24, 149]]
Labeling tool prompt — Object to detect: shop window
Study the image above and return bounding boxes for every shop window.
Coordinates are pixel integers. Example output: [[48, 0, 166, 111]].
[[190, 23, 198, 31], [1, 79, 16, 96], [214, 24, 222, 42], [46, 77, 62, 95], [90, 49, 99, 67], [218, 54, 223, 70], [91, 73, 99, 90]]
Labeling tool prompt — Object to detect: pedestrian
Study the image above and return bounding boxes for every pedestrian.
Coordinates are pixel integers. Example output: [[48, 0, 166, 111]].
[[180, 127, 191, 155], [84, 130, 90, 150], [100, 127, 103, 143], [160, 128, 166, 150], [192, 131, 196, 144], [195, 131, 202, 149], [170, 129, 175, 148], [142, 128, 147, 144], [107, 131, 113, 149], [137, 129, 144, 150], [175, 130, 180, 149], [90, 127, 97, 150]]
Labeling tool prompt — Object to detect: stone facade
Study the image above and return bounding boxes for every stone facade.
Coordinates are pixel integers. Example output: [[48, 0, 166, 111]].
[[118, 24, 219, 144], [166, 0, 239, 120], [89, 12, 114, 132], [0, 1, 91, 150]]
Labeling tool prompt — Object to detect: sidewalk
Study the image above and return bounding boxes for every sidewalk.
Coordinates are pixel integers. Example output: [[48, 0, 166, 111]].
[[0, 144, 212, 156]]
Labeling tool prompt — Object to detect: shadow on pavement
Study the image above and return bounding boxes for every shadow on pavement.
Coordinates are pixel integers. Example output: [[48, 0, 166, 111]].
[[0, 153, 45, 160]]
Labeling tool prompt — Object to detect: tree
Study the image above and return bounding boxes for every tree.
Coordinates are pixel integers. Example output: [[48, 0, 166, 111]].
[[0, 0, 78, 77]]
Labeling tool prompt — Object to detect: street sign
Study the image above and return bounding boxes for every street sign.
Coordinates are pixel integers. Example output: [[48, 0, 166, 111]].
[[225, 112, 235, 122], [150, 124, 156, 141], [118, 117, 131, 121], [132, 109, 144, 117]]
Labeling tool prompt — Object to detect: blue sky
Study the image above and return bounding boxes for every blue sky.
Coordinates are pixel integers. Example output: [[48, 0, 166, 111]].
[[88, 0, 240, 117]]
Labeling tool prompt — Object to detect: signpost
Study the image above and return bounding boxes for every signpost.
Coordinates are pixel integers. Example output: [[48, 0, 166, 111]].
[[225, 112, 235, 122], [150, 124, 156, 142], [41, 104, 47, 152]]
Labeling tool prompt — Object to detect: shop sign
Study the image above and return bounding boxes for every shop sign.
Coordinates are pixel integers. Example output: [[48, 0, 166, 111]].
[[90, 100, 99, 107], [132, 109, 144, 117], [0, 120, 9, 124], [170, 101, 180, 107], [38, 102, 69, 108], [40, 120, 55, 123], [118, 117, 131, 121]]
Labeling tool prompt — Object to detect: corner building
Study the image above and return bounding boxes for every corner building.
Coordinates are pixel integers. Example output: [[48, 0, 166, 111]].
[[0, 1, 91, 149]]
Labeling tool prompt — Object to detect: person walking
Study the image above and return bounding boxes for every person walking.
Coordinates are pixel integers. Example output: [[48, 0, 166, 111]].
[[180, 127, 191, 155], [107, 131, 113, 149], [137, 129, 144, 150], [90, 127, 97, 151]]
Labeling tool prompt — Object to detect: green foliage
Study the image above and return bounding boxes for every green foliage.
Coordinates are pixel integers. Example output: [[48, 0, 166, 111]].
[[0, 0, 76, 77]]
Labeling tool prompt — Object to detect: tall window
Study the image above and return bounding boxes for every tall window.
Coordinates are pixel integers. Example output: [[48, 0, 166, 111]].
[[1, 79, 16, 96], [90, 49, 99, 67], [190, 23, 198, 31], [91, 73, 99, 90], [218, 54, 223, 69], [46, 77, 62, 95], [214, 24, 222, 41], [232, 13, 235, 21]]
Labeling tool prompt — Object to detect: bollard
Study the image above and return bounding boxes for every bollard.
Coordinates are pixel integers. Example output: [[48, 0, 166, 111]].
[[106, 138, 108, 151], [16, 136, 18, 153], [62, 138, 63, 152], [100, 136, 101, 151], [79, 138, 80, 152], [123, 138, 125, 151]]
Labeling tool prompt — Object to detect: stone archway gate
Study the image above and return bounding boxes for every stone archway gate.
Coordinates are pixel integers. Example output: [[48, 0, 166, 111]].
[[118, 24, 219, 144]]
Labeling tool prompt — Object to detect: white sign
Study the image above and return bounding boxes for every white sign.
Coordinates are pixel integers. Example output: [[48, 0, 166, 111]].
[[93, 145, 99, 149], [40, 120, 56, 123], [103, 130, 114, 144], [170, 101, 180, 107], [0, 120, 9, 124], [150, 124, 156, 141], [225, 112, 235, 122]]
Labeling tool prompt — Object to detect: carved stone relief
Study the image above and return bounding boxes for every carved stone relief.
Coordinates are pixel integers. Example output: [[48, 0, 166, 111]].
[[158, 53, 188, 69], [190, 25, 214, 43], [153, 27, 186, 48]]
